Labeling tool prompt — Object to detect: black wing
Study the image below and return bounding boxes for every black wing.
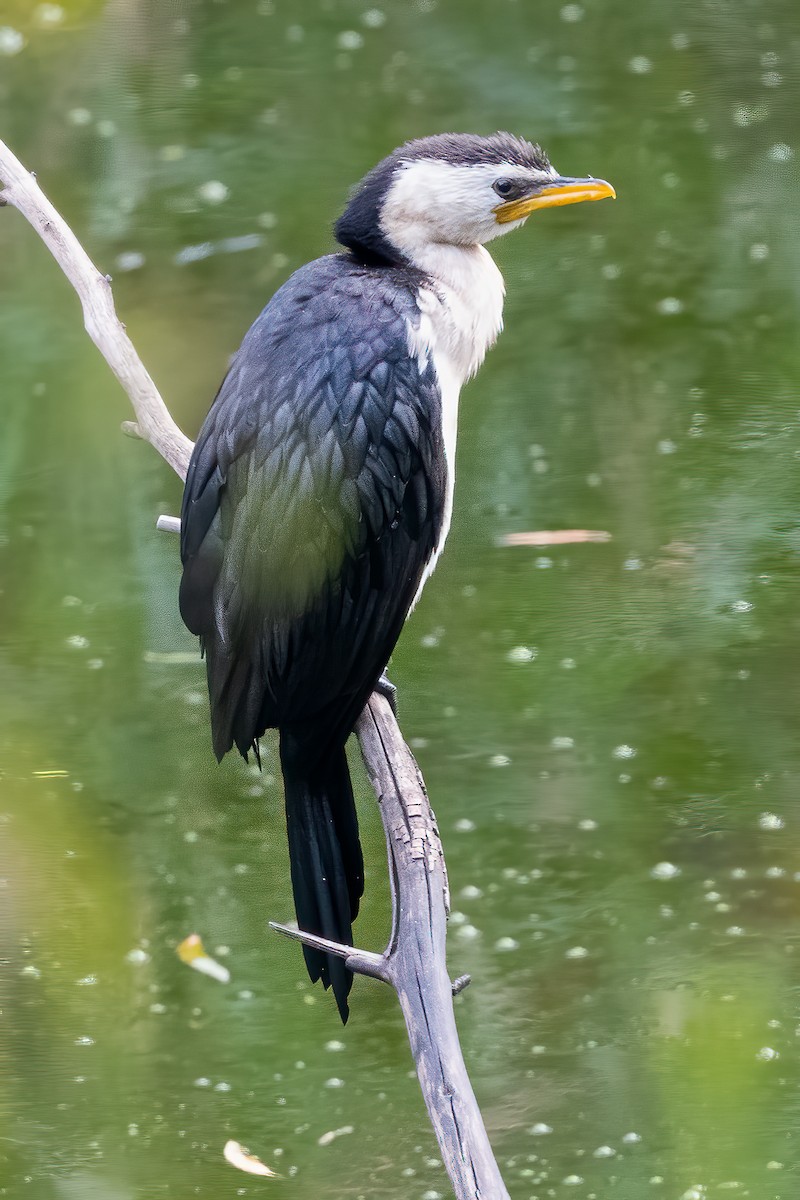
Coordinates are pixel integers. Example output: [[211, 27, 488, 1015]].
[[179, 254, 446, 761]]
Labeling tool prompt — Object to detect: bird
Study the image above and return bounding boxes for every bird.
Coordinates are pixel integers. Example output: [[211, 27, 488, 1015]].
[[178, 132, 615, 1021]]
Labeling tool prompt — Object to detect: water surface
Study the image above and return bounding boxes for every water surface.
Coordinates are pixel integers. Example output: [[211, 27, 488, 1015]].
[[2, 2, 800, 1197]]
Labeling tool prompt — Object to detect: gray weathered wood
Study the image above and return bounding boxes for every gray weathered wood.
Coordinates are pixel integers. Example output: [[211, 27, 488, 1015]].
[[356, 695, 510, 1200]]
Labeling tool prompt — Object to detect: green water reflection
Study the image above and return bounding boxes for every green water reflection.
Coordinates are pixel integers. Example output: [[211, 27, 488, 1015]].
[[2, 1, 800, 1197]]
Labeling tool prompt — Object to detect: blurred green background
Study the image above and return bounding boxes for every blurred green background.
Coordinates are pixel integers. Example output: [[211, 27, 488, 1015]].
[[2, 1, 800, 1197]]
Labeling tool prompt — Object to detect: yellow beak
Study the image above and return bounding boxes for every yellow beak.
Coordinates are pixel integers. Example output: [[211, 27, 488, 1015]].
[[494, 177, 616, 224]]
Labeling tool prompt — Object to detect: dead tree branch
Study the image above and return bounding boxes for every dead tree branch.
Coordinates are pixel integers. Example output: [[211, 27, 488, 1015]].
[[0, 137, 510, 1200]]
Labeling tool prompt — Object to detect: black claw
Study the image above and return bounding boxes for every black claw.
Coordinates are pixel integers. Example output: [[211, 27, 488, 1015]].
[[375, 672, 398, 715]]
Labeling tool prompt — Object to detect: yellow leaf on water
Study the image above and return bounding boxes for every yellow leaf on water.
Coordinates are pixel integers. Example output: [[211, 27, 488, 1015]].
[[176, 934, 230, 983], [223, 1139, 281, 1177]]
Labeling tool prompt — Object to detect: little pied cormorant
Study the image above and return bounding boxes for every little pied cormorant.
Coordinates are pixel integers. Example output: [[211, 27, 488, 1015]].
[[179, 132, 615, 1021]]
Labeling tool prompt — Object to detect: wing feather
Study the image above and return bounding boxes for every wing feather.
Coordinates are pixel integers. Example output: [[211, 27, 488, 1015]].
[[179, 255, 447, 759]]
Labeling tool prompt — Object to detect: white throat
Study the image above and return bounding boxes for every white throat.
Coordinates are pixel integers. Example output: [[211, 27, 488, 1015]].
[[400, 241, 506, 606], [405, 241, 505, 383]]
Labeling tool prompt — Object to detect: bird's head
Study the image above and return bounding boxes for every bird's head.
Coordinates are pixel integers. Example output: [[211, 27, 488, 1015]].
[[335, 132, 615, 267]]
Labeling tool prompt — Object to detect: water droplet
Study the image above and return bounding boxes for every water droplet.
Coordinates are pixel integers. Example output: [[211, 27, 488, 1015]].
[[565, 945, 588, 959], [198, 180, 229, 204], [495, 937, 519, 952], [593, 1145, 616, 1158], [529, 1122, 553, 1135], [651, 862, 681, 881], [0, 27, 26, 55], [656, 296, 684, 315], [362, 9, 387, 28], [628, 55, 652, 73], [769, 142, 794, 161], [456, 924, 481, 941], [337, 30, 364, 49], [756, 1046, 779, 1061], [35, 5, 66, 26], [507, 646, 536, 663], [115, 251, 145, 273], [759, 812, 784, 830]]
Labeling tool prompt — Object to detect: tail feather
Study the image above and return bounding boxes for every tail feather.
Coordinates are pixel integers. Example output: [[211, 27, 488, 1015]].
[[280, 733, 364, 1022]]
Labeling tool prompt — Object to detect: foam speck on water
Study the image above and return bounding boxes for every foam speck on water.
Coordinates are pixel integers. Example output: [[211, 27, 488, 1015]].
[[651, 862, 681, 881]]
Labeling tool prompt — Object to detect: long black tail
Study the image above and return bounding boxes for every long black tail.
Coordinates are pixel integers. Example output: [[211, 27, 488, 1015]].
[[279, 732, 364, 1022]]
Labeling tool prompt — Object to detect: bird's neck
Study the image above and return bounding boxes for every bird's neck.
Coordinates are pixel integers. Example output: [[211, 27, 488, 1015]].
[[405, 242, 506, 384]]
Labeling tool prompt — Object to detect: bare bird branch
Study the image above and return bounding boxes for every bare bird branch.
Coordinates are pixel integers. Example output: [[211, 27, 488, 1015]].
[[0, 136, 510, 1200]]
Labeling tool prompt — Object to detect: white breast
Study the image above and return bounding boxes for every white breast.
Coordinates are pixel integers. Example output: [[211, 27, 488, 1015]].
[[404, 243, 505, 606]]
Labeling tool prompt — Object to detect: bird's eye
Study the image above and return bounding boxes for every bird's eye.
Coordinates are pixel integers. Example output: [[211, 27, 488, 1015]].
[[493, 178, 516, 198]]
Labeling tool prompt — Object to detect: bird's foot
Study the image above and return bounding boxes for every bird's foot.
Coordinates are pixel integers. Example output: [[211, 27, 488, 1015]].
[[375, 672, 398, 716]]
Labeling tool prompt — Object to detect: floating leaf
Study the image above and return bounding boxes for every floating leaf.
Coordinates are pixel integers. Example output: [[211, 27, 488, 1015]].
[[317, 1124, 354, 1146], [223, 1139, 280, 1177], [176, 934, 230, 983], [499, 529, 611, 547]]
